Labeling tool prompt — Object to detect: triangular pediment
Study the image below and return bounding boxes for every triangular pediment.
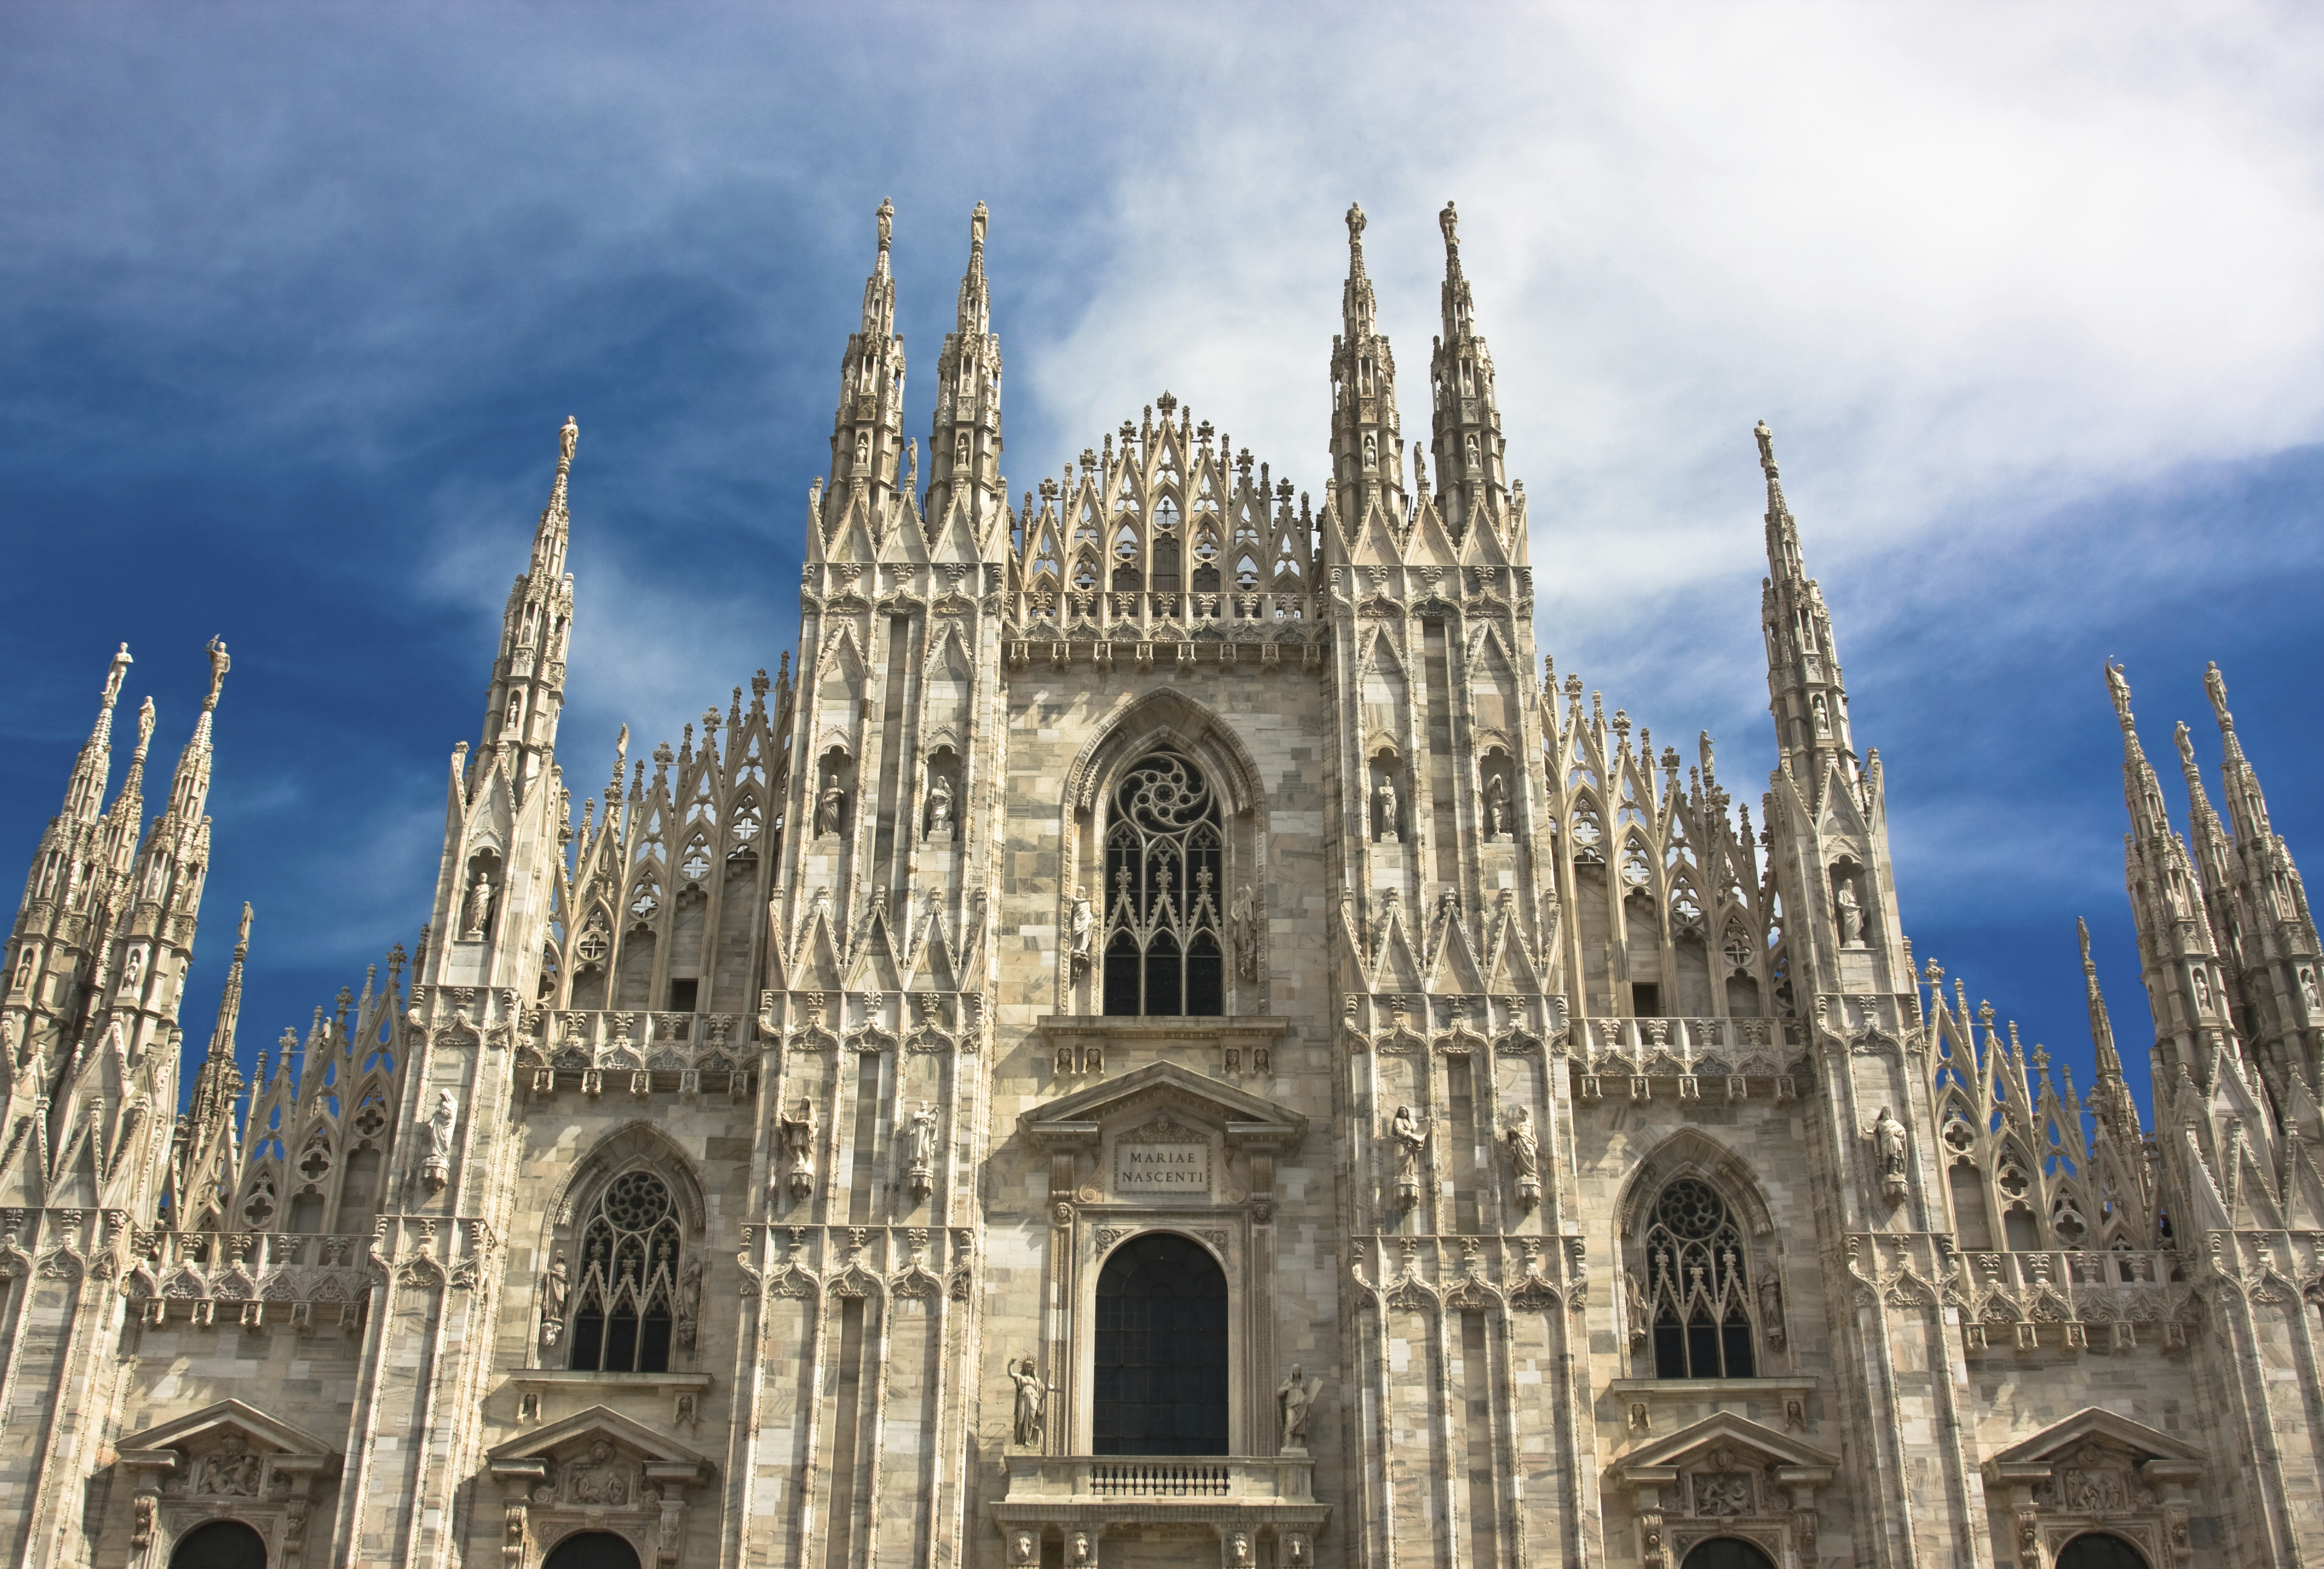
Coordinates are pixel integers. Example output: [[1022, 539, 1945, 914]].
[[485, 1404, 711, 1472], [1615, 1411, 1838, 1479], [119, 1398, 338, 1464], [1989, 1407, 2205, 1469], [1020, 1061, 1305, 1153]]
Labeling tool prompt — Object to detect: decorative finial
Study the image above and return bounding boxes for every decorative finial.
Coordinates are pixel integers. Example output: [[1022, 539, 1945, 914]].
[[970, 200, 988, 255], [1439, 200, 1459, 259], [2204, 661, 2233, 732], [2103, 659, 2134, 732], [876, 197, 894, 255], [1753, 419, 1777, 475]]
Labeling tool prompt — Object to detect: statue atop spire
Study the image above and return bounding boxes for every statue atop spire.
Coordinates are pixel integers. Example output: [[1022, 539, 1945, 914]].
[[2205, 660, 2233, 731], [970, 199, 987, 257], [203, 636, 229, 712], [1755, 418, 1777, 475], [1438, 200, 1460, 271], [877, 196, 894, 262], [2104, 659, 2135, 732], [1346, 202, 1367, 266]]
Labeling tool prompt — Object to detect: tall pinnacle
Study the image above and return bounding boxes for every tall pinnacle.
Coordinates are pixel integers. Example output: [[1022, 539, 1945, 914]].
[[1342, 202, 1376, 337], [2079, 916, 2125, 1083], [1428, 197, 1509, 535], [827, 198, 908, 520], [1328, 202, 1403, 526], [928, 202, 1003, 525], [1756, 423, 1853, 784], [532, 415, 578, 579], [61, 643, 134, 823]]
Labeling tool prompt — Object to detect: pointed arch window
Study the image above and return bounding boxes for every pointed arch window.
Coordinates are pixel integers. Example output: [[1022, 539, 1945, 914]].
[[1644, 1177, 1758, 1378], [570, 1171, 682, 1373], [1102, 751, 1226, 1017]]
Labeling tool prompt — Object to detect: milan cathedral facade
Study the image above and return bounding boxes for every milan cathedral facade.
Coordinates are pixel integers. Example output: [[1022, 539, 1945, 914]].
[[2, 200, 2320, 1569]]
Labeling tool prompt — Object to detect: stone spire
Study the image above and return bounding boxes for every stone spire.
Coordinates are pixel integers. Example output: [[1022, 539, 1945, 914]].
[[481, 418, 580, 796], [925, 200, 1003, 530], [1755, 423, 1855, 789], [1427, 200, 1509, 538], [186, 903, 252, 1136], [1328, 202, 1406, 530], [827, 197, 908, 526], [59, 643, 132, 825]]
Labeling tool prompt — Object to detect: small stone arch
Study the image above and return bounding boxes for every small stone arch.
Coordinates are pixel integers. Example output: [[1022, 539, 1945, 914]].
[[1618, 1128, 1776, 1241], [547, 1121, 710, 1241]]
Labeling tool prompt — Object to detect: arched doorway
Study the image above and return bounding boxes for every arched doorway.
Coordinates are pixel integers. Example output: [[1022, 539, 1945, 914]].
[[2055, 1533, 2151, 1569], [1680, 1540, 1777, 1569], [1094, 1231, 1228, 1455], [542, 1530, 644, 1569], [168, 1521, 268, 1569]]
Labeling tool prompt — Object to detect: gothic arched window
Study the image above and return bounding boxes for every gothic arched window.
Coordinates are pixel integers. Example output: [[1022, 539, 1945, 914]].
[[1644, 1177, 1758, 1379], [569, 1170, 681, 1373], [1101, 751, 1225, 1018], [1094, 1232, 1229, 1455]]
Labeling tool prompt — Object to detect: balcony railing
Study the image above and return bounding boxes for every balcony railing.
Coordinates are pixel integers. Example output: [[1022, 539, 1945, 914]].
[[1002, 1455, 1316, 1505]]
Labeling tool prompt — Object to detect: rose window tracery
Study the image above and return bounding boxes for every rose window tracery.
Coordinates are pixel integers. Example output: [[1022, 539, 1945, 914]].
[[570, 1169, 682, 1373], [1644, 1177, 1759, 1379], [1101, 750, 1226, 1017]]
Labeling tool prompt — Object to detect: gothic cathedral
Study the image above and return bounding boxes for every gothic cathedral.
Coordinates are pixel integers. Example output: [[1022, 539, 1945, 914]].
[[2, 200, 2320, 1569]]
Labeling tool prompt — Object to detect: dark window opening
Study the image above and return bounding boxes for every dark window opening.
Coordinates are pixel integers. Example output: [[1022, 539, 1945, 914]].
[[169, 1521, 269, 1569], [2054, 1534, 2152, 1569], [1643, 1177, 1758, 1379], [1100, 751, 1227, 1018], [1094, 1232, 1229, 1455], [542, 1531, 644, 1569], [667, 977, 698, 1012], [1631, 982, 1661, 1016], [568, 1169, 683, 1373], [1681, 1541, 1778, 1569]]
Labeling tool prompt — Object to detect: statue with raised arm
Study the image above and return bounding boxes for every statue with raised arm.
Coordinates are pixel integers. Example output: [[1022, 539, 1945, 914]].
[[1390, 1105, 1428, 1184], [1009, 1356, 1050, 1447]]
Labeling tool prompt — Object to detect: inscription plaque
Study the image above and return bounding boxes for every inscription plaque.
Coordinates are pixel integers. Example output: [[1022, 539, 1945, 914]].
[[1115, 1142, 1212, 1196]]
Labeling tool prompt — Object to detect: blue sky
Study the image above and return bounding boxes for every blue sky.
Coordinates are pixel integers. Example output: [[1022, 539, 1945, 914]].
[[2, 3, 2320, 1125]]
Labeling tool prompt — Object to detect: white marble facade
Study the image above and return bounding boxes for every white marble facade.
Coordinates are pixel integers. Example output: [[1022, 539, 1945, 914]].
[[0, 201, 2319, 1569]]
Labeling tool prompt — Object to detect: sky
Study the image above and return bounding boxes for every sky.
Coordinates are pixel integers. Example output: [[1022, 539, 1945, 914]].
[[2, 2, 2320, 1127]]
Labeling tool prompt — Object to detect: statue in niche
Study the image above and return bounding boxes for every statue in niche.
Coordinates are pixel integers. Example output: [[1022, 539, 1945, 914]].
[[1811, 693, 1832, 736], [539, 1251, 570, 1347], [1277, 1364, 1314, 1450], [1008, 1356, 1050, 1448], [2302, 967, 2321, 1011], [924, 774, 954, 841], [1232, 886, 1258, 981], [199, 1434, 262, 1497], [1869, 1105, 1907, 1187], [462, 867, 494, 942], [1834, 874, 1865, 947], [1374, 775, 1399, 843], [780, 1100, 817, 1197], [1759, 1278, 1785, 1347], [1068, 886, 1093, 973], [427, 1090, 459, 1162], [1483, 773, 1509, 837], [907, 1102, 940, 1171], [816, 773, 846, 838], [1364, 432, 1377, 470], [676, 1254, 704, 1349], [505, 692, 522, 735], [1504, 1107, 1539, 1180], [1390, 1105, 1428, 1184], [121, 947, 143, 992]]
